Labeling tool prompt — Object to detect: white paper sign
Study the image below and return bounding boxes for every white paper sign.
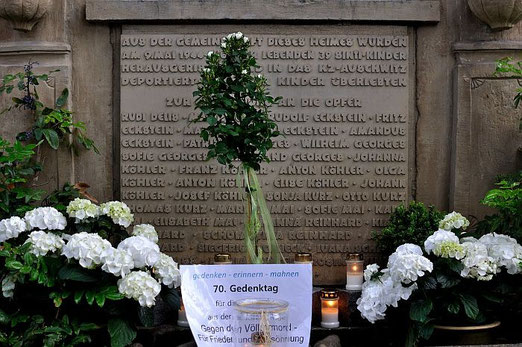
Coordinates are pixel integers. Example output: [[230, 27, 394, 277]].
[[181, 264, 312, 347]]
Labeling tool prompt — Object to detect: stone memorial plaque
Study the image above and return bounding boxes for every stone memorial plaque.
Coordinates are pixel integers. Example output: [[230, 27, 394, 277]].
[[119, 26, 413, 284]]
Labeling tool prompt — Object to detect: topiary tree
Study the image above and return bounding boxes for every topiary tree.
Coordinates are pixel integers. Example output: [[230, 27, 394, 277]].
[[192, 32, 283, 264], [372, 201, 444, 258]]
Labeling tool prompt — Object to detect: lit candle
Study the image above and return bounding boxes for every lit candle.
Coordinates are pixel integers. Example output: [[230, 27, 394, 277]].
[[177, 301, 189, 327], [346, 253, 363, 291], [294, 252, 313, 264], [320, 290, 339, 328], [214, 253, 233, 265]]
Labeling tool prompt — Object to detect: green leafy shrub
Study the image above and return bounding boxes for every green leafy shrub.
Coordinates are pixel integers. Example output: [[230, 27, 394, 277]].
[[477, 171, 522, 242], [372, 202, 444, 258], [0, 200, 180, 346], [193, 32, 283, 263]]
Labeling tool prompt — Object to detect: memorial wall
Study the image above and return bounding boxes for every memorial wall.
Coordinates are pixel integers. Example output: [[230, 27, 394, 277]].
[[1, 0, 520, 286], [119, 26, 414, 283]]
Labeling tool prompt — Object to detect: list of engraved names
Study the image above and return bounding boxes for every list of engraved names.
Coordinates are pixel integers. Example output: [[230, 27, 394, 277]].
[[120, 30, 410, 283]]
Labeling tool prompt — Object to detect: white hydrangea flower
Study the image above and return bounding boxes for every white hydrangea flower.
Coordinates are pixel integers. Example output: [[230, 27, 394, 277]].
[[221, 42, 226, 48], [387, 243, 433, 284], [207, 51, 213, 57], [460, 241, 497, 281], [364, 264, 380, 282], [132, 224, 158, 243], [225, 33, 234, 40], [25, 231, 64, 256], [117, 236, 160, 268], [241, 69, 247, 74], [439, 211, 470, 231], [0, 216, 27, 242], [243, 36, 249, 43], [66, 198, 100, 223], [235, 32, 243, 39], [357, 277, 388, 323], [24, 207, 67, 231], [2, 275, 15, 298], [62, 232, 113, 268], [100, 201, 134, 228], [102, 248, 134, 278], [357, 272, 417, 323], [117, 271, 161, 307], [153, 253, 181, 288], [424, 229, 465, 259], [479, 233, 522, 274]]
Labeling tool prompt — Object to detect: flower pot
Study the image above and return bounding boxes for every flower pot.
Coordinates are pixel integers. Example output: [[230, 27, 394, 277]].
[[0, 0, 50, 32], [467, 0, 522, 31], [430, 321, 501, 345]]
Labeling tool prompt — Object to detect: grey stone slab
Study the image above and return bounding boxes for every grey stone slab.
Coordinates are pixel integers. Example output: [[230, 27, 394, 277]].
[[86, 0, 440, 23]]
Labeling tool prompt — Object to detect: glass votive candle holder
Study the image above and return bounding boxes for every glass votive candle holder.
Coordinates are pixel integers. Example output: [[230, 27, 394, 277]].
[[214, 253, 233, 264], [320, 290, 339, 328], [346, 253, 363, 291], [233, 298, 289, 346], [294, 252, 313, 264], [177, 300, 189, 327]]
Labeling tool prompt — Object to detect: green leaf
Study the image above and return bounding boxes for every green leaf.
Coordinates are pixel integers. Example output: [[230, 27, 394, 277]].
[[108, 319, 136, 347], [410, 299, 433, 323], [85, 290, 95, 305], [447, 302, 460, 314], [58, 265, 97, 282], [41, 129, 60, 150], [206, 116, 217, 126], [459, 294, 479, 320], [6, 260, 23, 270], [74, 290, 84, 304], [418, 322, 434, 340], [56, 88, 69, 108], [95, 293, 106, 307], [0, 309, 9, 325], [161, 287, 181, 311], [138, 307, 154, 327]]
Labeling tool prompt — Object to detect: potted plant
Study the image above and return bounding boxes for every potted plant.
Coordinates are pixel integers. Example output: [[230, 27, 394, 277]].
[[192, 32, 283, 264], [358, 211, 522, 346], [0, 197, 181, 346]]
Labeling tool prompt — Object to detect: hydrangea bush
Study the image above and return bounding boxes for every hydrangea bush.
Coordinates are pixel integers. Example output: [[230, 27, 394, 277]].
[[359, 211, 522, 346], [0, 199, 180, 347]]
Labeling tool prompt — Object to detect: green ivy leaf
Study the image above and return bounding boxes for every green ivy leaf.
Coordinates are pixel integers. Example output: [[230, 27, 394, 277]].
[[41, 129, 60, 150], [55, 88, 69, 108], [107, 318, 136, 347]]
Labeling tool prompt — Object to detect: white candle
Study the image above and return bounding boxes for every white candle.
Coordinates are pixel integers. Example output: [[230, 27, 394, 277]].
[[177, 308, 189, 327], [346, 273, 363, 290], [346, 255, 364, 290], [321, 307, 339, 328]]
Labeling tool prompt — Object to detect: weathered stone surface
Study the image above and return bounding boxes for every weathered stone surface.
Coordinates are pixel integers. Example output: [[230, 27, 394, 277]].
[[313, 334, 341, 347], [0, 41, 73, 193], [467, 0, 522, 31], [451, 41, 522, 218], [119, 25, 413, 284], [0, 0, 50, 32], [86, 0, 440, 23]]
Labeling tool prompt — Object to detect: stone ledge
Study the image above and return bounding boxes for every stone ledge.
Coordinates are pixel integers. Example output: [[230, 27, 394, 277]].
[[86, 0, 440, 23], [0, 41, 71, 55]]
